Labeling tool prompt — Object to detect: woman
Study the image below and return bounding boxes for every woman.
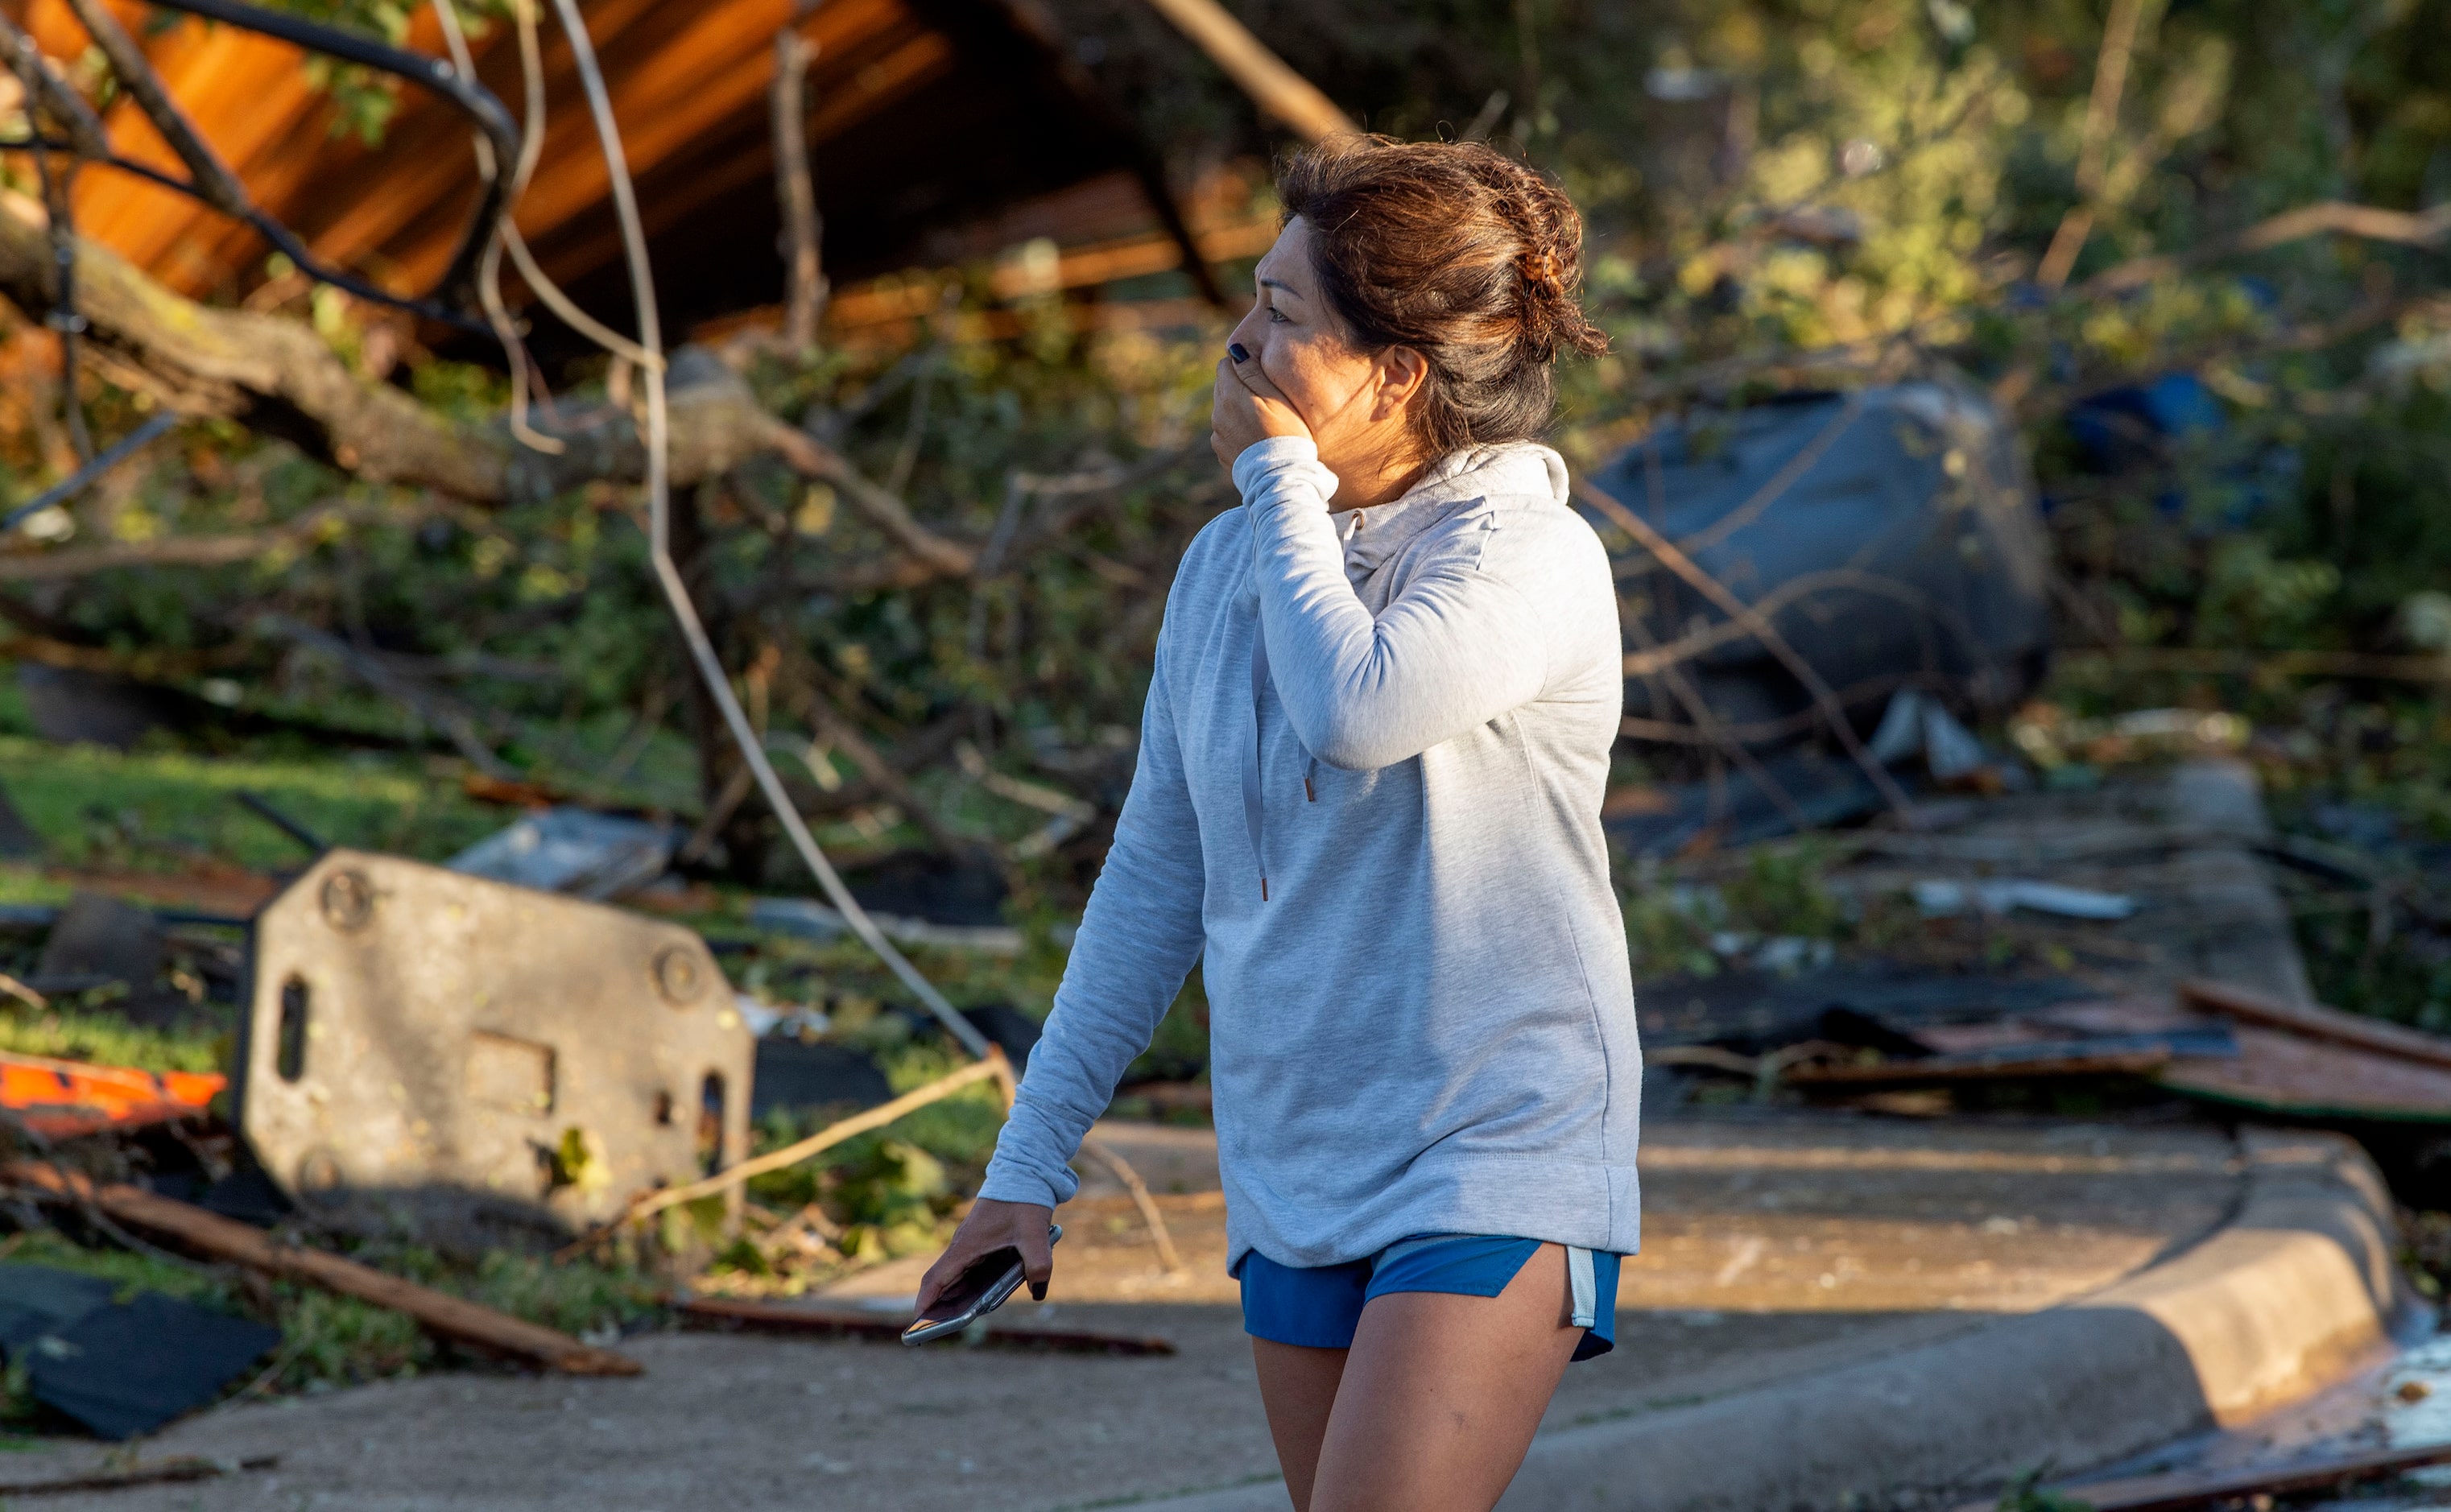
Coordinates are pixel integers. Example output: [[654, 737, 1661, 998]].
[[918, 135, 1639, 1512]]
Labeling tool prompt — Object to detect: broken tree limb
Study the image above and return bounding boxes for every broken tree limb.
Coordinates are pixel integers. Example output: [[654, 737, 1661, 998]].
[[1136, 0, 1356, 143], [2060, 643, 2451, 684], [621, 1050, 1013, 1223], [763, 415, 979, 576], [0, 503, 381, 581], [1078, 1134, 1184, 1274], [257, 613, 516, 778], [1575, 475, 1922, 824], [0, 200, 950, 523], [770, 28, 826, 349], [2082, 196, 2451, 294], [2034, 0, 2161, 291], [0, 1163, 643, 1375], [0, 198, 500, 492]]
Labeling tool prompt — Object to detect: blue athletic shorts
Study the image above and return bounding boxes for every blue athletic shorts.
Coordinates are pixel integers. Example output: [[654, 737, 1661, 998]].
[[1236, 1235, 1622, 1361]]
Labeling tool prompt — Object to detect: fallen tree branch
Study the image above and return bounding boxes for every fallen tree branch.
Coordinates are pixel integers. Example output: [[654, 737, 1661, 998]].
[[2085, 198, 2451, 295], [1577, 476, 1922, 824], [0, 200, 969, 543], [770, 28, 826, 349], [1, 1163, 640, 1375], [1079, 1134, 1184, 1274], [0, 502, 386, 581], [257, 612, 516, 778], [2034, 0, 2160, 291], [0, 630, 248, 679], [1135, 0, 1354, 143], [618, 1051, 1012, 1225]]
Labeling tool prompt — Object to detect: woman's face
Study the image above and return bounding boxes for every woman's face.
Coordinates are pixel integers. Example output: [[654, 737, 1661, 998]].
[[1226, 217, 1425, 490]]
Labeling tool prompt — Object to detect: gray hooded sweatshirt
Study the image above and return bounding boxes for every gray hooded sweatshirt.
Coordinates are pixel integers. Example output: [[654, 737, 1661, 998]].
[[978, 435, 1642, 1270]]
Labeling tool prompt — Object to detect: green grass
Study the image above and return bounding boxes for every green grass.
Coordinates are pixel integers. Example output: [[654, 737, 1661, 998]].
[[0, 733, 504, 874], [0, 1002, 226, 1073], [0, 1227, 665, 1416]]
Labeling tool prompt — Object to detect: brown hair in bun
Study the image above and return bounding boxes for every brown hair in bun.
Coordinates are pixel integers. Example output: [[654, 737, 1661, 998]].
[[1275, 135, 1609, 455]]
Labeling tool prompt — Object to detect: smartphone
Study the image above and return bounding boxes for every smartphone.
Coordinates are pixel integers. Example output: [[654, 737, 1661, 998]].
[[901, 1224, 1062, 1345]]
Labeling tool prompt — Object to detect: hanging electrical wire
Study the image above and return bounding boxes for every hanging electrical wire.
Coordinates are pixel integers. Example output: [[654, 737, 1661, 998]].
[[531, 0, 992, 1060]]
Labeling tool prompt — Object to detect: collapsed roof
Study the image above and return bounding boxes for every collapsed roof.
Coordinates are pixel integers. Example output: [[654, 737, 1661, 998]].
[[4, 0, 1249, 347]]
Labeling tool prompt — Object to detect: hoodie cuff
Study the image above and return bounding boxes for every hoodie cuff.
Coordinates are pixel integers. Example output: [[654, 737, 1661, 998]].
[[978, 1150, 1080, 1211], [1231, 435, 1338, 510]]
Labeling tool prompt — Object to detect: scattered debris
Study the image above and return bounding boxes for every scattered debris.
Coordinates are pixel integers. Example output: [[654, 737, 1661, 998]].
[[1078, 1134, 1185, 1275], [750, 895, 1025, 956], [444, 807, 682, 901], [1865, 688, 1996, 784], [31, 892, 164, 995], [0, 1258, 279, 1440], [1910, 879, 2138, 920], [0, 1051, 223, 1139], [2, 1163, 641, 1376], [1589, 383, 2052, 746], [679, 1295, 1176, 1356], [1606, 744, 1903, 855], [615, 1051, 1012, 1226], [751, 1039, 893, 1119], [1786, 1027, 2236, 1087], [2155, 979, 2451, 1121], [240, 849, 751, 1240], [2179, 978, 2451, 1071], [231, 789, 329, 856], [0, 1453, 279, 1498], [2008, 706, 2251, 774], [19, 1283, 281, 1440], [1961, 1437, 2451, 1511]]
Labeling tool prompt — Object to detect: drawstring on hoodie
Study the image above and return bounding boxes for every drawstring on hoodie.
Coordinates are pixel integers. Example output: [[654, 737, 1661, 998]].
[[1244, 618, 1316, 902]]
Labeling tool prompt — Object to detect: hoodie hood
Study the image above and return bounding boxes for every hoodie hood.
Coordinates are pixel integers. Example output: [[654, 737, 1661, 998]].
[[1327, 441, 1573, 576]]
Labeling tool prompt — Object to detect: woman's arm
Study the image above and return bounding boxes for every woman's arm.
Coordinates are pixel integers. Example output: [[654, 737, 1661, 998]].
[[923, 640, 1207, 1316], [1234, 436, 1548, 770], [974, 647, 1208, 1211]]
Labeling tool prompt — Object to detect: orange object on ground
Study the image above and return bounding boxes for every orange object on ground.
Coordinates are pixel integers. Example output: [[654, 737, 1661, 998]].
[[0, 1053, 223, 1139]]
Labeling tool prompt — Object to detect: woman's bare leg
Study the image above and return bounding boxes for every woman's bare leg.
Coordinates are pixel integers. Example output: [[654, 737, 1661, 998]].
[[1305, 1244, 1581, 1512], [1251, 1339, 1347, 1511]]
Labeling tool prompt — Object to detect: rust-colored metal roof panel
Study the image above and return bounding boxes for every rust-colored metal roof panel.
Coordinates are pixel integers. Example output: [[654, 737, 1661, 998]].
[[15, 0, 1181, 333]]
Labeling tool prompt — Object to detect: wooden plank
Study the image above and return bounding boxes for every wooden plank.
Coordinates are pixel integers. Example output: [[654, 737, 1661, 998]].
[[2160, 1023, 2451, 1121], [1788, 1046, 2174, 1086], [1949, 1438, 2451, 1511], [2180, 977, 2451, 1072], [1, 1163, 643, 1376]]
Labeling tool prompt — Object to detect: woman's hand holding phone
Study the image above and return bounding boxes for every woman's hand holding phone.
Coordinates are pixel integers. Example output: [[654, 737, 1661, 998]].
[[915, 1196, 1056, 1320]]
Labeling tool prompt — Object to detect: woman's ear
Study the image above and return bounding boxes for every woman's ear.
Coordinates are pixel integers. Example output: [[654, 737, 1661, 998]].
[[1370, 346, 1430, 423]]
